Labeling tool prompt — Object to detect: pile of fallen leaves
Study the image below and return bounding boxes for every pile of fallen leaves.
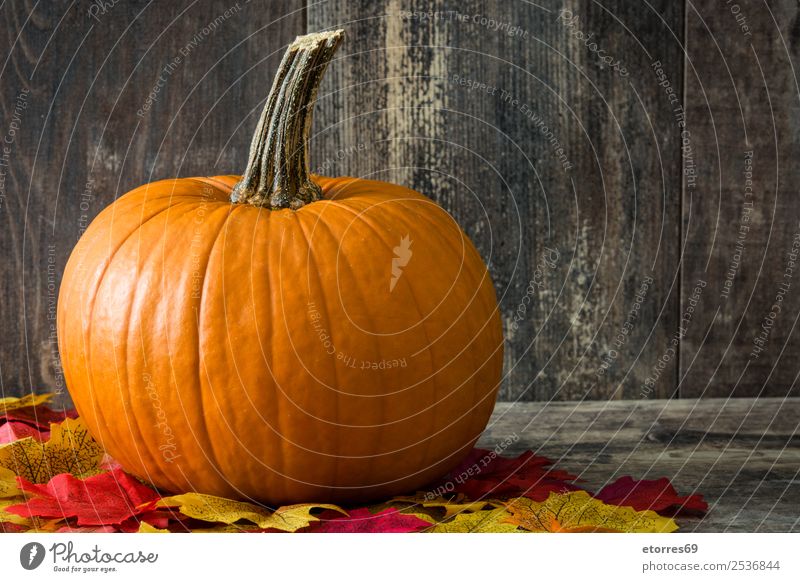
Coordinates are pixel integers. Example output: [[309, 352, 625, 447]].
[[0, 393, 707, 533]]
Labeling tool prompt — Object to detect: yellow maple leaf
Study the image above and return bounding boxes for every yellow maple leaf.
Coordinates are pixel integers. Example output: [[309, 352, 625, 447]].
[[505, 491, 679, 533], [392, 493, 499, 518], [0, 466, 20, 498], [0, 497, 29, 526], [429, 508, 520, 533], [138, 522, 169, 533], [0, 392, 54, 413], [0, 417, 104, 482], [157, 492, 346, 532], [261, 503, 348, 532], [192, 524, 263, 533]]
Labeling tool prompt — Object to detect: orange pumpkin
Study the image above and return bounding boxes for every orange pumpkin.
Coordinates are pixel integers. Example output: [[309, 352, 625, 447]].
[[57, 30, 502, 505]]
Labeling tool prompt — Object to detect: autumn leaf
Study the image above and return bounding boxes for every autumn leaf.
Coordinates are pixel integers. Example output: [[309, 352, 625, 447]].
[[308, 508, 432, 533], [138, 522, 169, 533], [240, 502, 347, 532], [57, 525, 119, 533], [0, 417, 104, 482], [0, 393, 77, 438], [190, 524, 265, 533], [156, 493, 274, 529], [157, 492, 345, 532], [391, 493, 500, 518], [436, 449, 580, 501], [1, 403, 77, 430], [0, 393, 54, 413], [0, 497, 29, 526], [1, 466, 40, 531], [505, 491, 678, 533], [122, 511, 172, 533], [429, 507, 520, 533], [595, 476, 708, 517], [5, 468, 161, 527], [0, 421, 48, 444], [0, 466, 20, 498]]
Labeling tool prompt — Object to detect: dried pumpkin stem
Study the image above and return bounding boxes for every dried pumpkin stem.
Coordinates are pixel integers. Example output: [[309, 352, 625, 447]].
[[231, 30, 344, 209]]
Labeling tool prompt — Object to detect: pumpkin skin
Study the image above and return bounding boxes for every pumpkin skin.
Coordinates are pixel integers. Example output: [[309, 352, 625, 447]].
[[57, 174, 503, 504]]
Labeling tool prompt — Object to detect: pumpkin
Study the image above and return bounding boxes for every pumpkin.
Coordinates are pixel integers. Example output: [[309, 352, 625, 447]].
[[57, 30, 502, 505]]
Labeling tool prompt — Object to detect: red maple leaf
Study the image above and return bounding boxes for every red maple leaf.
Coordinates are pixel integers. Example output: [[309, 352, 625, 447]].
[[595, 476, 708, 517], [440, 449, 580, 501], [0, 421, 48, 444], [307, 508, 430, 533], [5, 468, 162, 527], [56, 525, 119, 533], [0, 405, 77, 430]]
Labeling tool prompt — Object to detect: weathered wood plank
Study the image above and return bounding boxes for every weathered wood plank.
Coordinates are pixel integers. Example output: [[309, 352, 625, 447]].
[[680, 1, 800, 397], [5, 0, 797, 404], [0, 0, 305, 402], [479, 398, 800, 532], [309, 0, 684, 400]]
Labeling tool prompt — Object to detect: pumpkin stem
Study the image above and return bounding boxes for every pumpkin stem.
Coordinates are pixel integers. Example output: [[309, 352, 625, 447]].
[[231, 30, 344, 209]]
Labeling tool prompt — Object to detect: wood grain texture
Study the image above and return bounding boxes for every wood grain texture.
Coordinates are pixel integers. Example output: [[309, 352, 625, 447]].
[[680, 0, 800, 398], [309, 0, 684, 400], [0, 0, 305, 404], [2, 0, 800, 403], [479, 398, 800, 532]]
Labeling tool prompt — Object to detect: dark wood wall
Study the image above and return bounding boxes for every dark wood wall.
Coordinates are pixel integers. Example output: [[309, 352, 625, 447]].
[[1, 0, 798, 403]]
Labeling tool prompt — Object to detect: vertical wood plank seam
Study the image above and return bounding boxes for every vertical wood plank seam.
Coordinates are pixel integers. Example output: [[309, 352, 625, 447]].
[[678, 0, 688, 399]]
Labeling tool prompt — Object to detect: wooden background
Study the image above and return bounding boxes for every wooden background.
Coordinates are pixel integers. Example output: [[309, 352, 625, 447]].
[[1, 0, 799, 403]]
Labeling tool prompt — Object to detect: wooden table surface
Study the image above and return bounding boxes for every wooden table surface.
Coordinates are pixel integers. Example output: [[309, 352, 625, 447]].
[[477, 398, 800, 532]]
